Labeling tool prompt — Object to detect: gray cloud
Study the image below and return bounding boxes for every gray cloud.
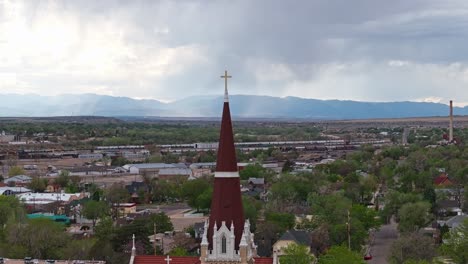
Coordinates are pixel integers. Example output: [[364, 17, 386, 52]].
[[2, 0, 468, 105]]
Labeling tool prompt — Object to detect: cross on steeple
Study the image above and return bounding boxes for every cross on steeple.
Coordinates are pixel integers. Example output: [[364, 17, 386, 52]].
[[220, 70, 232, 102], [165, 255, 172, 264]]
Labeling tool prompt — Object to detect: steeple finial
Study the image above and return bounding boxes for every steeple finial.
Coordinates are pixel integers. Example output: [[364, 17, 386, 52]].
[[131, 234, 136, 256], [221, 70, 232, 102]]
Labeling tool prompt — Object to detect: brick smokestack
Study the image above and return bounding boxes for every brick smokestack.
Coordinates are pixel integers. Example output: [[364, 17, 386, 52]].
[[449, 100, 454, 142]]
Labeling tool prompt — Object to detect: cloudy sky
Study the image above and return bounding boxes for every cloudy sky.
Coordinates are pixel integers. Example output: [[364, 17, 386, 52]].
[[2, 0, 468, 105]]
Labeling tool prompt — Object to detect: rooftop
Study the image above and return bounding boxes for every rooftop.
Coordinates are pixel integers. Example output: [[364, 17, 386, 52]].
[[277, 230, 311, 245]]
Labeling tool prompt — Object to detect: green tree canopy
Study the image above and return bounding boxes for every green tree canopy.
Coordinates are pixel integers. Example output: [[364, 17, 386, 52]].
[[181, 178, 212, 211], [279, 243, 315, 264], [27, 177, 47, 192], [54, 170, 70, 188], [318, 246, 365, 264], [169, 247, 190, 256], [8, 166, 25, 177], [265, 212, 295, 232], [239, 164, 265, 180], [5, 218, 68, 259], [439, 219, 468, 264], [398, 201, 431, 233], [389, 233, 435, 264], [82, 200, 110, 228]]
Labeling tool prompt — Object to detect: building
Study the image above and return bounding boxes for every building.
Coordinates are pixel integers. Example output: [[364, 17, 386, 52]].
[[114, 203, 137, 216], [17, 192, 88, 206], [4, 175, 32, 186], [158, 168, 194, 180], [434, 173, 453, 187], [124, 163, 188, 175], [78, 153, 104, 159], [272, 230, 312, 264], [0, 186, 31, 196], [0, 131, 15, 143], [130, 73, 272, 264], [443, 215, 468, 229]]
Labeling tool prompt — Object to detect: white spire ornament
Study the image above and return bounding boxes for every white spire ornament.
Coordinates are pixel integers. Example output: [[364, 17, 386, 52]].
[[220, 70, 232, 102]]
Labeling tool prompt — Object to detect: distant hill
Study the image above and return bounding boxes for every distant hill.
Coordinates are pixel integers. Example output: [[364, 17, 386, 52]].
[[0, 93, 465, 119]]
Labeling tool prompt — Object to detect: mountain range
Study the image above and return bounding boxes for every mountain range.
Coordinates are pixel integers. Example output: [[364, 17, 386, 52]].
[[0, 93, 465, 120]]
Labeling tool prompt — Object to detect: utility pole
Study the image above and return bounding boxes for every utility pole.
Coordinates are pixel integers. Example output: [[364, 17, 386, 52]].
[[347, 209, 351, 250]]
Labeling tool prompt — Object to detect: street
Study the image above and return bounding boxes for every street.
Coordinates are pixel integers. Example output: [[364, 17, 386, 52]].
[[368, 218, 398, 264]]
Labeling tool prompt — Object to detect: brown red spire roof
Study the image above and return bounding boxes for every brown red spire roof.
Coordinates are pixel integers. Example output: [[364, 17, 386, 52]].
[[208, 73, 245, 250], [215, 101, 238, 172]]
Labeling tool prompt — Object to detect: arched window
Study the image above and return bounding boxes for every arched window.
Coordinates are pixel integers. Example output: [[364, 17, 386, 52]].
[[221, 235, 227, 254]]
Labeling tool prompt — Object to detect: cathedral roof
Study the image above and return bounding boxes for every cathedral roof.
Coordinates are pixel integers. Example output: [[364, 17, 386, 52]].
[[133, 256, 273, 264], [134, 256, 200, 264], [215, 101, 238, 172]]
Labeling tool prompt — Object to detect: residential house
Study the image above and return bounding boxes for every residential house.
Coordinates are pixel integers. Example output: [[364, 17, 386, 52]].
[[272, 230, 312, 264], [437, 200, 462, 217], [434, 173, 454, 187], [114, 203, 137, 216], [443, 215, 468, 229], [4, 175, 32, 186]]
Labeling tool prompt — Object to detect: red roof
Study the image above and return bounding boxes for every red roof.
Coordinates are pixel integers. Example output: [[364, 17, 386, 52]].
[[254, 257, 274, 264], [434, 174, 453, 186], [133, 256, 272, 264], [134, 256, 200, 264], [215, 102, 238, 172]]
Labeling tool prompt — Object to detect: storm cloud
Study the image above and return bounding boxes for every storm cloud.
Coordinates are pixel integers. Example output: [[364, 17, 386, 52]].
[[2, 0, 468, 105]]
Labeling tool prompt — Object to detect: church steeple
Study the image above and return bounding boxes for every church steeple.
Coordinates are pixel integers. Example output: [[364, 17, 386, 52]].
[[207, 71, 245, 251]]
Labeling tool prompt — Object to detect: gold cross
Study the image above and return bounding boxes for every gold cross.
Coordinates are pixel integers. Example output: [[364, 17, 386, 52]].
[[221, 70, 232, 101]]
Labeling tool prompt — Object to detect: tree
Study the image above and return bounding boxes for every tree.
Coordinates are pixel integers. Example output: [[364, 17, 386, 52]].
[[308, 193, 352, 226], [143, 212, 174, 234], [265, 212, 295, 232], [28, 177, 47, 192], [152, 180, 181, 203], [55, 170, 70, 188], [381, 191, 422, 223], [104, 184, 130, 218], [282, 159, 294, 173], [243, 196, 261, 230], [60, 239, 96, 260], [318, 246, 365, 264], [94, 216, 115, 241], [162, 153, 180, 163], [6, 218, 68, 259], [82, 200, 109, 228], [398, 202, 431, 233], [439, 219, 468, 264], [181, 178, 212, 211], [279, 243, 315, 264], [169, 247, 190, 256], [0, 196, 26, 233], [239, 164, 265, 180], [351, 204, 381, 231], [112, 219, 152, 254], [8, 166, 24, 177], [389, 233, 435, 264], [111, 156, 131, 167]]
